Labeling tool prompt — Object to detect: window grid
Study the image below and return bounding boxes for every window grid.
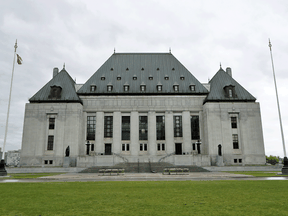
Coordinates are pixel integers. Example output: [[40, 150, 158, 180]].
[[174, 116, 183, 137], [139, 116, 148, 140], [233, 134, 239, 149], [49, 118, 55, 130], [122, 116, 130, 140], [231, 117, 237, 128], [87, 116, 96, 140], [156, 116, 165, 140], [47, 135, 54, 150], [104, 116, 113, 138], [191, 116, 200, 140]]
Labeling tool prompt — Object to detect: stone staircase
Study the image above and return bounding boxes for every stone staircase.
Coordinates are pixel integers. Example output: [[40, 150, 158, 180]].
[[79, 162, 210, 173]]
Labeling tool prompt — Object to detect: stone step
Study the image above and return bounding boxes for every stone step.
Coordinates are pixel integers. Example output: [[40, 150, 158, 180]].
[[79, 162, 210, 173]]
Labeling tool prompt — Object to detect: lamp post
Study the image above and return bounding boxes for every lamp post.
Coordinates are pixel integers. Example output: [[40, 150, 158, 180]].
[[196, 140, 202, 154]]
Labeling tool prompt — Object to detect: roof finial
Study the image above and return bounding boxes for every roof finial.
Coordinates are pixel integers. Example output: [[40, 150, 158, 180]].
[[169, 47, 171, 53], [220, 62, 222, 69], [63, 62, 65, 69], [114, 48, 115, 53]]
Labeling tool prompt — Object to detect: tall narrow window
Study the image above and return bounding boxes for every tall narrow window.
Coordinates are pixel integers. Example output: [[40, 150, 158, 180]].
[[233, 134, 239, 149], [231, 117, 237, 128], [174, 116, 182, 137], [122, 116, 130, 140], [87, 116, 96, 140], [156, 116, 165, 140], [139, 116, 148, 140], [104, 116, 113, 138], [228, 89, 233, 98], [49, 118, 55, 130], [47, 135, 54, 150], [191, 116, 200, 140]]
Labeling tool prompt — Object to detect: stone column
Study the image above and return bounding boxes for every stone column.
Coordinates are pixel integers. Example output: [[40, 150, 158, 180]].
[[182, 111, 192, 154], [95, 112, 104, 154], [130, 111, 139, 156], [165, 111, 174, 154], [113, 112, 121, 154], [148, 111, 156, 156]]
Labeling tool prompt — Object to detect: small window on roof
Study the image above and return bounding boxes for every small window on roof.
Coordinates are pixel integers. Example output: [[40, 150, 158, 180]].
[[190, 85, 195, 91], [180, 76, 185, 80], [107, 85, 113, 92], [133, 76, 137, 80], [173, 85, 179, 92], [140, 85, 146, 92], [101, 76, 105, 80], [117, 76, 121, 80], [126, 68, 129, 71], [149, 76, 153, 80], [164, 76, 169, 80], [157, 85, 162, 92], [90, 85, 96, 92], [157, 68, 160, 71], [110, 68, 114, 71], [141, 68, 144, 71], [172, 68, 175, 70], [124, 85, 129, 92]]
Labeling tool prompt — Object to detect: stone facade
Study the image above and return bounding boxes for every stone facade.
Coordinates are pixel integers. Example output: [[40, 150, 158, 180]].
[[19, 52, 266, 167]]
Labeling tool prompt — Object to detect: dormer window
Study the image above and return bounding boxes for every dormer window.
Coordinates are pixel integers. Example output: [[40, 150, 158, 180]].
[[107, 84, 113, 92], [149, 75, 153, 80], [180, 76, 185, 80], [172, 68, 175, 71], [110, 68, 114, 71], [157, 68, 160, 71], [173, 85, 179, 92], [141, 68, 144, 71], [124, 85, 129, 92], [90, 85, 96, 92], [117, 75, 121, 80], [190, 85, 195, 91], [224, 85, 235, 98], [140, 85, 146, 92], [157, 83, 162, 92], [101, 76, 105, 80], [48, 85, 62, 99], [126, 68, 129, 71], [133, 76, 137, 80], [164, 75, 169, 80]]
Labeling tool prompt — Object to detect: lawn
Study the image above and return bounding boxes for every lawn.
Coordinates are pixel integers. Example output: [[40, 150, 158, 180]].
[[4, 173, 64, 179], [1, 181, 288, 216]]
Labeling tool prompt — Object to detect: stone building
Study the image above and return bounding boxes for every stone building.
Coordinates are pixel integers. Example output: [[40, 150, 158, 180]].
[[19, 52, 266, 167]]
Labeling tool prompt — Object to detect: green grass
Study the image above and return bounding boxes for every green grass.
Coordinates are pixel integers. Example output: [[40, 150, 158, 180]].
[[1, 181, 288, 216], [224, 171, 288, 177], [4, 173, 64, 179]]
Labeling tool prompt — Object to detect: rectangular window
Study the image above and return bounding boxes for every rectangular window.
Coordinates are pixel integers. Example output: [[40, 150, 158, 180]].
[[233, 134, 239, 149], [91, 144, 94, 151], [122, 116, 130, 140], [49, 160, 53, 164], [156, 116, 165, 140], [174, 116, 182, 137], [87, 116, 96, 140], [192, 143, 196, 150], [44, 160, 48, 164], [47, 135, 54, 150], [234, 159, 237, 163], [140, 143, 147, 151], [231, 117, 237, 128], [162, 143, 165, 151], [139, 116, 148, 140], [157, 143, 165, 151], [104, 116, 113, 138], [49, 118, 55, 130], [122, 143, 130, 151], [191, 116, 200, 140], [157, 143, 161, 151]]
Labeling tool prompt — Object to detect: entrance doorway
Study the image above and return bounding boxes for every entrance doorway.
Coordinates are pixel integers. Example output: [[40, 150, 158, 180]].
[[175, 143, 182, 155], [105, 144, 112, 155]]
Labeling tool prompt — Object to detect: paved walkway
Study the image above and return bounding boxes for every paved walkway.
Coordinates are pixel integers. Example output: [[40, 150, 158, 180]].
[[1, 172, 287, 182]]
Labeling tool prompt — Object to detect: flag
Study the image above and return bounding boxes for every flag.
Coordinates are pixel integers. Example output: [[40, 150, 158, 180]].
[[16, 54, 22, 65]]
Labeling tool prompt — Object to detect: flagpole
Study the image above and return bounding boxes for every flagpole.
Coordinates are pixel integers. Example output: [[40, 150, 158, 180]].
[[2, 40, 18, 159], [268, 39, 286, 158]]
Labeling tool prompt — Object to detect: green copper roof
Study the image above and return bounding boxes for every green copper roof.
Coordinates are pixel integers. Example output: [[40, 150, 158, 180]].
[[29, 68, 82, 103], [204, 68, 256, 103], [77, 53, 209, 95]]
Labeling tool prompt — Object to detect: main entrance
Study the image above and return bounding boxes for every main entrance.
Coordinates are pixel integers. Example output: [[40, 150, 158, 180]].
[[105, 144, 112, 155], [175, 143, 182, 155]]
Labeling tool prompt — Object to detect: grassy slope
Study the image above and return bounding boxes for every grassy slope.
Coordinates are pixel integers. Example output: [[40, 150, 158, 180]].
[[1, 181, 288, 216], [224, 171, 288, 177]]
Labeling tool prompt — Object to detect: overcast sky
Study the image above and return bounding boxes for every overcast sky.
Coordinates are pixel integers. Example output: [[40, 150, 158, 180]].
[[1, 0, 288, 157]]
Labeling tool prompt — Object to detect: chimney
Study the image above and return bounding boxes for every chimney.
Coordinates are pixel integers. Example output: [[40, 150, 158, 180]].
[[226, 67, 232, 77], [53, 67, 59, 77]]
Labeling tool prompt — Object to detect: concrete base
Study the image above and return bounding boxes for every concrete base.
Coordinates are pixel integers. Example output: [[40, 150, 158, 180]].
[[216, 155, 224, 167], [0, 160, 7, 176], [63, 157, 70, 168]]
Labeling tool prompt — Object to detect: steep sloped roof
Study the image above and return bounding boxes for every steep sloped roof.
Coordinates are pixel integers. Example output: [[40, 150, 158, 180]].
[[77, 53, 209, 95], [29, 68, 82, 103], [204, 68, 256, 103]]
